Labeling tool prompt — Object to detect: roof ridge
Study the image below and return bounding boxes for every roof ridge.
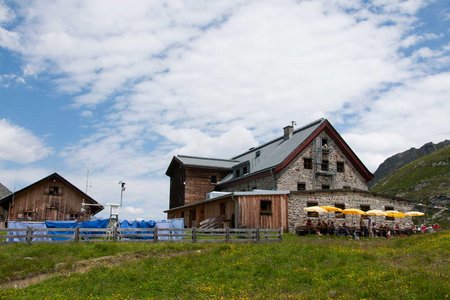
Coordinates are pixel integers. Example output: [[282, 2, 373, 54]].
[[178, 155, 239, 162], [232, 118, 325, 159]]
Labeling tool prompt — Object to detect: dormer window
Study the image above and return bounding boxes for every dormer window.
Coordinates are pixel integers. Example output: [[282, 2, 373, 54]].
[[233, 162, 249, 178]]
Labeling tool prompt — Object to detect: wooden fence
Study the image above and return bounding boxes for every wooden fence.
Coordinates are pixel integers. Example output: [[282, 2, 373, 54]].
[[0, 227, 282, 245]]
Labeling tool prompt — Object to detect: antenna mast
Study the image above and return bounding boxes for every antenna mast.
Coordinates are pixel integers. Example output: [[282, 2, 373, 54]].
[[85, 163, 90, 193]]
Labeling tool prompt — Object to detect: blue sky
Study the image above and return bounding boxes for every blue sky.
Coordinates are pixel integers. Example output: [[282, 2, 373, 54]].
[[1, 0, 449, 220]]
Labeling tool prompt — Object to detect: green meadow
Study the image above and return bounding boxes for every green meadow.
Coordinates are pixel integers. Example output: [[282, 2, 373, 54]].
[[0, 232, 449, 299]]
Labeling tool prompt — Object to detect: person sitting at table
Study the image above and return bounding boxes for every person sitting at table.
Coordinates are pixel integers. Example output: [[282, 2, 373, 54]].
[[432, 223, 440, 232], [306, 218, 314, 234], [420, 223, 427, 233], [327, 221, 335, 235], [342, 222, 350, 236], [394, 223, 400, 236], [371, 222, 377, 237], [386, 229, 392, 239]]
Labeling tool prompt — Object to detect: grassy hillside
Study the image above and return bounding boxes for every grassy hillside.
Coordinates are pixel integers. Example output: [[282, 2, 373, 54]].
[[371, 145, 450, 203], [1, 233, 449, 299]]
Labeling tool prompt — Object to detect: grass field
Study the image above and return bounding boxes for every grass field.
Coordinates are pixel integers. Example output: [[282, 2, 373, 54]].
[[0, 232, 449, 299]]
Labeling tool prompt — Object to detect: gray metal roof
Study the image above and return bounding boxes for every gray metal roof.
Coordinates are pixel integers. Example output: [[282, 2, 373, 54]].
[[218, 118, 325, 184], [176, 155, 239, 169], [0, 183, 11, 199], [164, 190, 290, 212]]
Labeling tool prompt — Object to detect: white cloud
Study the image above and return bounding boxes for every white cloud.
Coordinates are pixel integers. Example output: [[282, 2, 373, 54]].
[[344, 72, 450, 171], [80, 110, 93, 118], [0, 1, 14, 23], [123, 206, 144, 216], [0, 119, 52, 163], [0, 166, 51, 191], [1, 0, 449, 219]]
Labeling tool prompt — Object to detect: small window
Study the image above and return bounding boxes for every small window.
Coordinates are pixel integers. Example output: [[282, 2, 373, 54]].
[[180, 211, 185, 218], [322, 138, 328, 147], [297, 183, 306, 191], [307, 201, 319, 217], [235, 169, 240, 178], [335, 203, 346, 219], [322, 184, 330, 190], [255, 150, 260, 158], [260, 200, 272, 215], [360, 205, 370, 219], [337, 162, 345, 173], [210, 175, 217, 184], [304, 158, 313, 169], [220, 202, 226, 215], [243, 166, 248, 174], [49, 186, 59, 195], [69, 213, 79, 220], [385, 206, 394, 221], [321, 160, 329, 171], [23, 212, 33, 219], [252, 186, 257, 190]]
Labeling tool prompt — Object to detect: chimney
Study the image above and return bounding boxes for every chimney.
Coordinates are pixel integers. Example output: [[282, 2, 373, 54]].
[[283, 125, 294, 140]]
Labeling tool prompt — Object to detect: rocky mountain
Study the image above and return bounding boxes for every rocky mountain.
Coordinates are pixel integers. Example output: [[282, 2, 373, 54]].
[[369, 140, 450, 187]]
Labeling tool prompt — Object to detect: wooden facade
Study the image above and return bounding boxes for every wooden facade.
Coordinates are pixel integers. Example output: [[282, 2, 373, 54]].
[[0, 173, 102, 222], [166, 192, 289, 231], [166, 158, 230, 209]]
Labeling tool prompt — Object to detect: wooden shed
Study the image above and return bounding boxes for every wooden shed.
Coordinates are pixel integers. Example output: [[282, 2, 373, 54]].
[[0, 173, 103, 222], [165, 190, 289, 231]]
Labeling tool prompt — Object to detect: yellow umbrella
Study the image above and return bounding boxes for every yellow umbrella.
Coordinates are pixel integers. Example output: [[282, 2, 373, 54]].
[[365, 209, 386, 216], [342, 208, 366, 215], [320, 205, 342, 212], [384, 210, 406, 218], [304, 206, 327, 213], [405, 211, 425, 217]]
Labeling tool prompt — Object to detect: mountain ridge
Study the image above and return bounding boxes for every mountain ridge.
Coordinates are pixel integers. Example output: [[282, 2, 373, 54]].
[[369, 140, 450, 187]]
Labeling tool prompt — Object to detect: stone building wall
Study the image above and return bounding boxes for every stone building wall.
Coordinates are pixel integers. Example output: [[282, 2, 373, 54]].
[[276, 132, 368, 191], [288, 190, 415, 232]]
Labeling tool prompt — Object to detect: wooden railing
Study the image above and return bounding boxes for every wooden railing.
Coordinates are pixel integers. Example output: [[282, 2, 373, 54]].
[[0, 227, 282, 244]]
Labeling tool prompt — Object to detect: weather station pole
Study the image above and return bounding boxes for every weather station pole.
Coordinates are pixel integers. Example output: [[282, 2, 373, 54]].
[[119, 181, 126, 207]]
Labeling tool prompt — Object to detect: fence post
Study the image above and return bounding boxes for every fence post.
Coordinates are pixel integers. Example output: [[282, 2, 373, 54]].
[[256, 228, 260, 243], [26, 227, 32, 245], [279, 227, 283, 242], [192, 227, 197, 243], [74, 227, 80, 242], [113, 226, 118, 242], [153, 227, 158, 243], [225, 227, 230, 243]]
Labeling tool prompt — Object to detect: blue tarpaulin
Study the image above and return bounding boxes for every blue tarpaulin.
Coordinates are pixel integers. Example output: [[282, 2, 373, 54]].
[[81, 219, 109, 228], [7, 218, 184, 242], [119, 220, 156, 239], [45, 221, 78, 241], [45, 219, 110, 241], [7, 221, 51, 242]]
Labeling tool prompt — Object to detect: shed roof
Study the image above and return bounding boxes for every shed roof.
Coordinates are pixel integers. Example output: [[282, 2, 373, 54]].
[[165, 155, 239, 176], [177, 155, 239, 169], [164, 190, 290, 212], [0, 183, 11, 199]]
